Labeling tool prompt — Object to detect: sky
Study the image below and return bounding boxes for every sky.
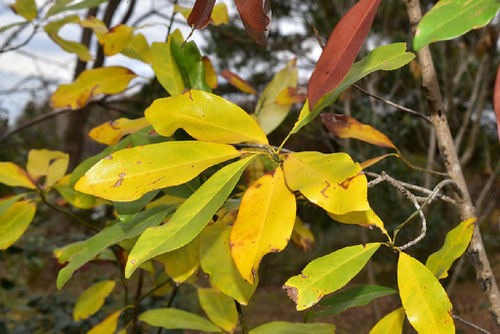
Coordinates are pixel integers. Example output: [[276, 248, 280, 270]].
[[0, 0, 317, 124]]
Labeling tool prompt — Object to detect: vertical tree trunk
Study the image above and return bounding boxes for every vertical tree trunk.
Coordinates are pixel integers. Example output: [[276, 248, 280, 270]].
[[405, 0, 500, 326]]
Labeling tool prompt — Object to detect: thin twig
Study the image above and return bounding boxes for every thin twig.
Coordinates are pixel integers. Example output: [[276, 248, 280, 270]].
[[132, 270, 144, 333], [235, 301, 249, 334], [0, 24, 38, 53], [452, 315, 491, 334], [352, 84, 430, 122]]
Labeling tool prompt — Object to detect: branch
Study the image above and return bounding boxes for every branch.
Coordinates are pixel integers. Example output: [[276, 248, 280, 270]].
[[0, 24, 38, 53], [352, 84, 430, 122], [452, 315, 491, 334]]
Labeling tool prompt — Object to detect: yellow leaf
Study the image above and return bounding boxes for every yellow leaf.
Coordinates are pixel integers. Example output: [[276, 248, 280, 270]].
[[80, 16, 108, 40], [221, 69, 258, 95], [0, 200, 36, 249], [275, 87, 307, 105], [26, 149, 69, 188], [155, 237, 200, 285], [291, 216, 315, 252], [73, 281, 116, 321], [100, 24, 134, 56], [426, 218, 476, 279], [87, 309, 122, 334], [44, 15, 91, 61], [255, 59, 299, 134], [398, 252, 454, 334], [230, 168, 296, 284], [0, 162, 36, 189], [51, 66, 137, 110], [9, 0, 37, 21], [282, 152, 368, 215], [150, 34, 185, 96], [145, 90, 268, 145], [369, 307, 405, 334], [198, 287, 238, 333], [211, 3, 229, 25], [203, 56, 218, 89], [75, 141, 241, 201], [89, 117, 149, 145], [122, 33, 151, 63], [328, 208, 385, 231], [321, 114, 396, 149], [173, 4, 191, 20], [360, 153, 399, 169]]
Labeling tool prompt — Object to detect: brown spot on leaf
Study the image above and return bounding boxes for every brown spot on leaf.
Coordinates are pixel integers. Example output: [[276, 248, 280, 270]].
[[320, 181, 330, 198], [137, 161, 142, 165], [254, 183, 262, 188], [112, 172, 126, 187], [283, 285, 298, 303], [104, 155, 113, 160]]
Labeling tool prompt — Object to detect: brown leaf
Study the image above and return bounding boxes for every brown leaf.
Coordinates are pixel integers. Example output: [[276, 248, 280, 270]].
[[221, 69, 258, 95], [494, 62, 500, 141], [321, 113, 395, 149], [235, 0, 271, 47], [187, 0, 216, 30], [307, 0, 381, 110]]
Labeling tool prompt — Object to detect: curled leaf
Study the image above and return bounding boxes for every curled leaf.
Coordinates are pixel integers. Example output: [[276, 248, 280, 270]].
[[221, 69, 258, 95], [235, 0, 272, 46], [89, 117, 150, 145]]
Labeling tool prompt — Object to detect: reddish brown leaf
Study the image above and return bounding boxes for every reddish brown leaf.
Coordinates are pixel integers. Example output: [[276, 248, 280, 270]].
[[307, 0, 381, 110], [494, 62, 500, 141], [187, 0, 216, 30], [321, 113, 395, 149], [235, 0, 271, 47], [221, 69, 259, 95]]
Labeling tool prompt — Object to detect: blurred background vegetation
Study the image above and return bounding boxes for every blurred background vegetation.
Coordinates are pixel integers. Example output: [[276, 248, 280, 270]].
[[0, 0, 499, 333]]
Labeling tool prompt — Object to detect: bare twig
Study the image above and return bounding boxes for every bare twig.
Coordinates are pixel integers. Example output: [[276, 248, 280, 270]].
[[352, 84, 430, 122], [452, 315, 491, 334], [236, 301, 249, 334], [0, 24, 38, 53]]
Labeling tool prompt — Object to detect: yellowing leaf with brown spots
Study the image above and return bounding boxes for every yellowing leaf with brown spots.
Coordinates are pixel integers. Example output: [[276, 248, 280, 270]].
[[145, 90, 268, 145], [328, 208, 385, 231], [221, 69, 258, 95], [398, 252, 454, 334], [89, 117, 149, 145], [0, 162, 36, 189], [51, 66, 136, 110], [26, 149, 69, 188], [283, 243, 380, 310], [0, 200, 36, 249], [282, 152, 368, 215], [230, 168, 296, 284], [75, 141, 241, 201], [10, 0, 37, 21], [44, 15, 91, 61], [275, 87, 307, 105], [321, 114, 396, 149], [73, 280, 115, 321], [99, 24, 134, 56]]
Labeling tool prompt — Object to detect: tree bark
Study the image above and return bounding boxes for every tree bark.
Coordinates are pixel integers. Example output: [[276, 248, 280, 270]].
[[405, 0, 500, 326]]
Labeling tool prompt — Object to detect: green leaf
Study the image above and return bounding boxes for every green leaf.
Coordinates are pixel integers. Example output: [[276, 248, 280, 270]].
[[122, 33, 151, 64], [414, 0, 500, 51], [198, 288, 238, 333], [426, 218, 476, 279], [369, 307, 405, 334], [113, 190, 159, 224], [249, 321, 335, 334], [200, 216, 257, 305], [125, 155, 256, 278], [282, 152, 368, 215], [57, 205, 174, 288], [145, 90, 269, 145], [398, 252, 454, 334], [75, 141, 241, 201], [46, 0, 107, 17], [283, 243, 380, 311], [155, 236, 200, 285], [150, 32, 185, 96], [73, 280, 115, 321], [291, 43, 414, 134], [0, 200, 36, 250], [139, 308, 221, 332], [307, 285, 397, 320], [9, 0, 37, 21], [170, 35, 211, 92]]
